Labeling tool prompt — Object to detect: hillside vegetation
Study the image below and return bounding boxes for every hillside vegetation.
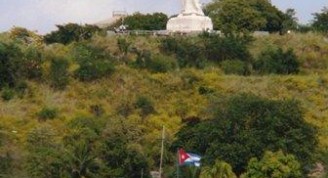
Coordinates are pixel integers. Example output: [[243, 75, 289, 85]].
[[0, 29, 328, 177]]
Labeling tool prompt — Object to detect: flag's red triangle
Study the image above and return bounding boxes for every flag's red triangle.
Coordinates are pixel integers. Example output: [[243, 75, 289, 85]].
[[178, 148, 190, 165]]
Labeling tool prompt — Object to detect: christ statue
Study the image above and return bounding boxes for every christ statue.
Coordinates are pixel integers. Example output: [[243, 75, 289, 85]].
[[181, 0, 204, 16]]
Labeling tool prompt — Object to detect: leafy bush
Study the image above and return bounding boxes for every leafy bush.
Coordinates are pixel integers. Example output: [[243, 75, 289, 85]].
[[1, 88, 15, 101], [173, 93, 317, 175], [133, 51, 176, 73], [145, 54, 176, 73], [160, 37, 205, 68], [22, 46, 43, 80], [111, 12, 168, 30], [135, 96, 155, 117], [254, 48, 300, 74], [15, 81, 28, 98], [37, 107, 58, 121], [44, 23, 102, 45], [0, 42, 23, 88], [117, 38, 131, 55], [198, 86, 215, 95], [202, 34, 253, 62], [74, 44, 115, 81], [200, 159, 237, 178], [241, 151, 302, 178], [49, 57, 70, 90], [160, 34, 252, 68], [220, 60, 248, 75]]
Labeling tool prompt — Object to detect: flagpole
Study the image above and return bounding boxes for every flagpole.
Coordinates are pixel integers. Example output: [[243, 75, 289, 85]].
[[159, 126, 165, 178]]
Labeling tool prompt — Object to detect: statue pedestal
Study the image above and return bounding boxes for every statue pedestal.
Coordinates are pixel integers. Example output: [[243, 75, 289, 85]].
[[166, 14, 213, 32]]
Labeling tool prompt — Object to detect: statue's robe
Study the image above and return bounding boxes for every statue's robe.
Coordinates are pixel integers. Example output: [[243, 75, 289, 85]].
[[182, 0, 204, 16]]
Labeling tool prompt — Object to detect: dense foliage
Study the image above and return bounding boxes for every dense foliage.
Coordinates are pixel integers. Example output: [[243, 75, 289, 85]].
[[254, 48, 300, 74], [173, 94, 317, 175], [44, 23, 103, 44], [312, 7, 328, 34], [111, 12, 168, 31], [205, 0, 298, 34], [241, 151, 302, 178], [0, 26, 328, 177]]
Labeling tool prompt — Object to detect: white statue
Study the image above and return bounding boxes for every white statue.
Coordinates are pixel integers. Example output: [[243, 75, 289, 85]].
[[182, 0, 204, 16], [166, 0, 213, 32]]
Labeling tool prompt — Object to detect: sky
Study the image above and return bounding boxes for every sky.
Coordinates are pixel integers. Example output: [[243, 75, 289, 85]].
[[0, 0, 327, 34]]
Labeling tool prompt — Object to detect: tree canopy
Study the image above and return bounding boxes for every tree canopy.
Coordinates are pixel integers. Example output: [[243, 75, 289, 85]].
[[44, 23, 102, 44], [205, 0, 295, 33], [173, 94, 317, 175], [241, 151, 302, 178], [111, 12, 168, 31], [312, 7, 328, 34]]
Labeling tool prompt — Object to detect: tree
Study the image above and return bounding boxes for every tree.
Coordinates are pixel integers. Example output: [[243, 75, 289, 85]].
[[111, 12, 168, 30], [241, 151, 302, 178], [206, 0, 266, 33], [205, 0, 287, 33], [282, 9, 298, 32], [312, 7, 328, 34], [44, 23, 102, 45], [248, 0, 285, 33], [200, 160, 237, 178], [173, 94, 317, 175]]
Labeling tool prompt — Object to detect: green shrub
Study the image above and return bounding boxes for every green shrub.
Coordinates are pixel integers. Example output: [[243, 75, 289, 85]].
[[75, 60, 115, 81], [145, 54, 176, 73], [22, 46, 43, 80], [198, 86, 215, 95], [15, 81, 28, 98], [135, 96, 155, 117], [254, 48, 300, 74], [220, 60, 248, 75], [160, 34, 252, 68], [242, 151, 302, 178], [74, 44, 115, 81], [0, 42, 23, 88], [37, 107, 58, 121], [44, 23, 102, 45], [117, 38, 131, 55], [160, 37, 206, 68], [1, 88, 15, 101], [203, 34, 253, 62], [49, 57, 69, 90]]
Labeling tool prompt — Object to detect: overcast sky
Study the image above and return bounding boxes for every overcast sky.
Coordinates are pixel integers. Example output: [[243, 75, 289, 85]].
[[0, 0, 327, 34]]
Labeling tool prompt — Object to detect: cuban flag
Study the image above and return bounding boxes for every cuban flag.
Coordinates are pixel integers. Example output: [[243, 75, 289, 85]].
[[178, 148, 201, 167]]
